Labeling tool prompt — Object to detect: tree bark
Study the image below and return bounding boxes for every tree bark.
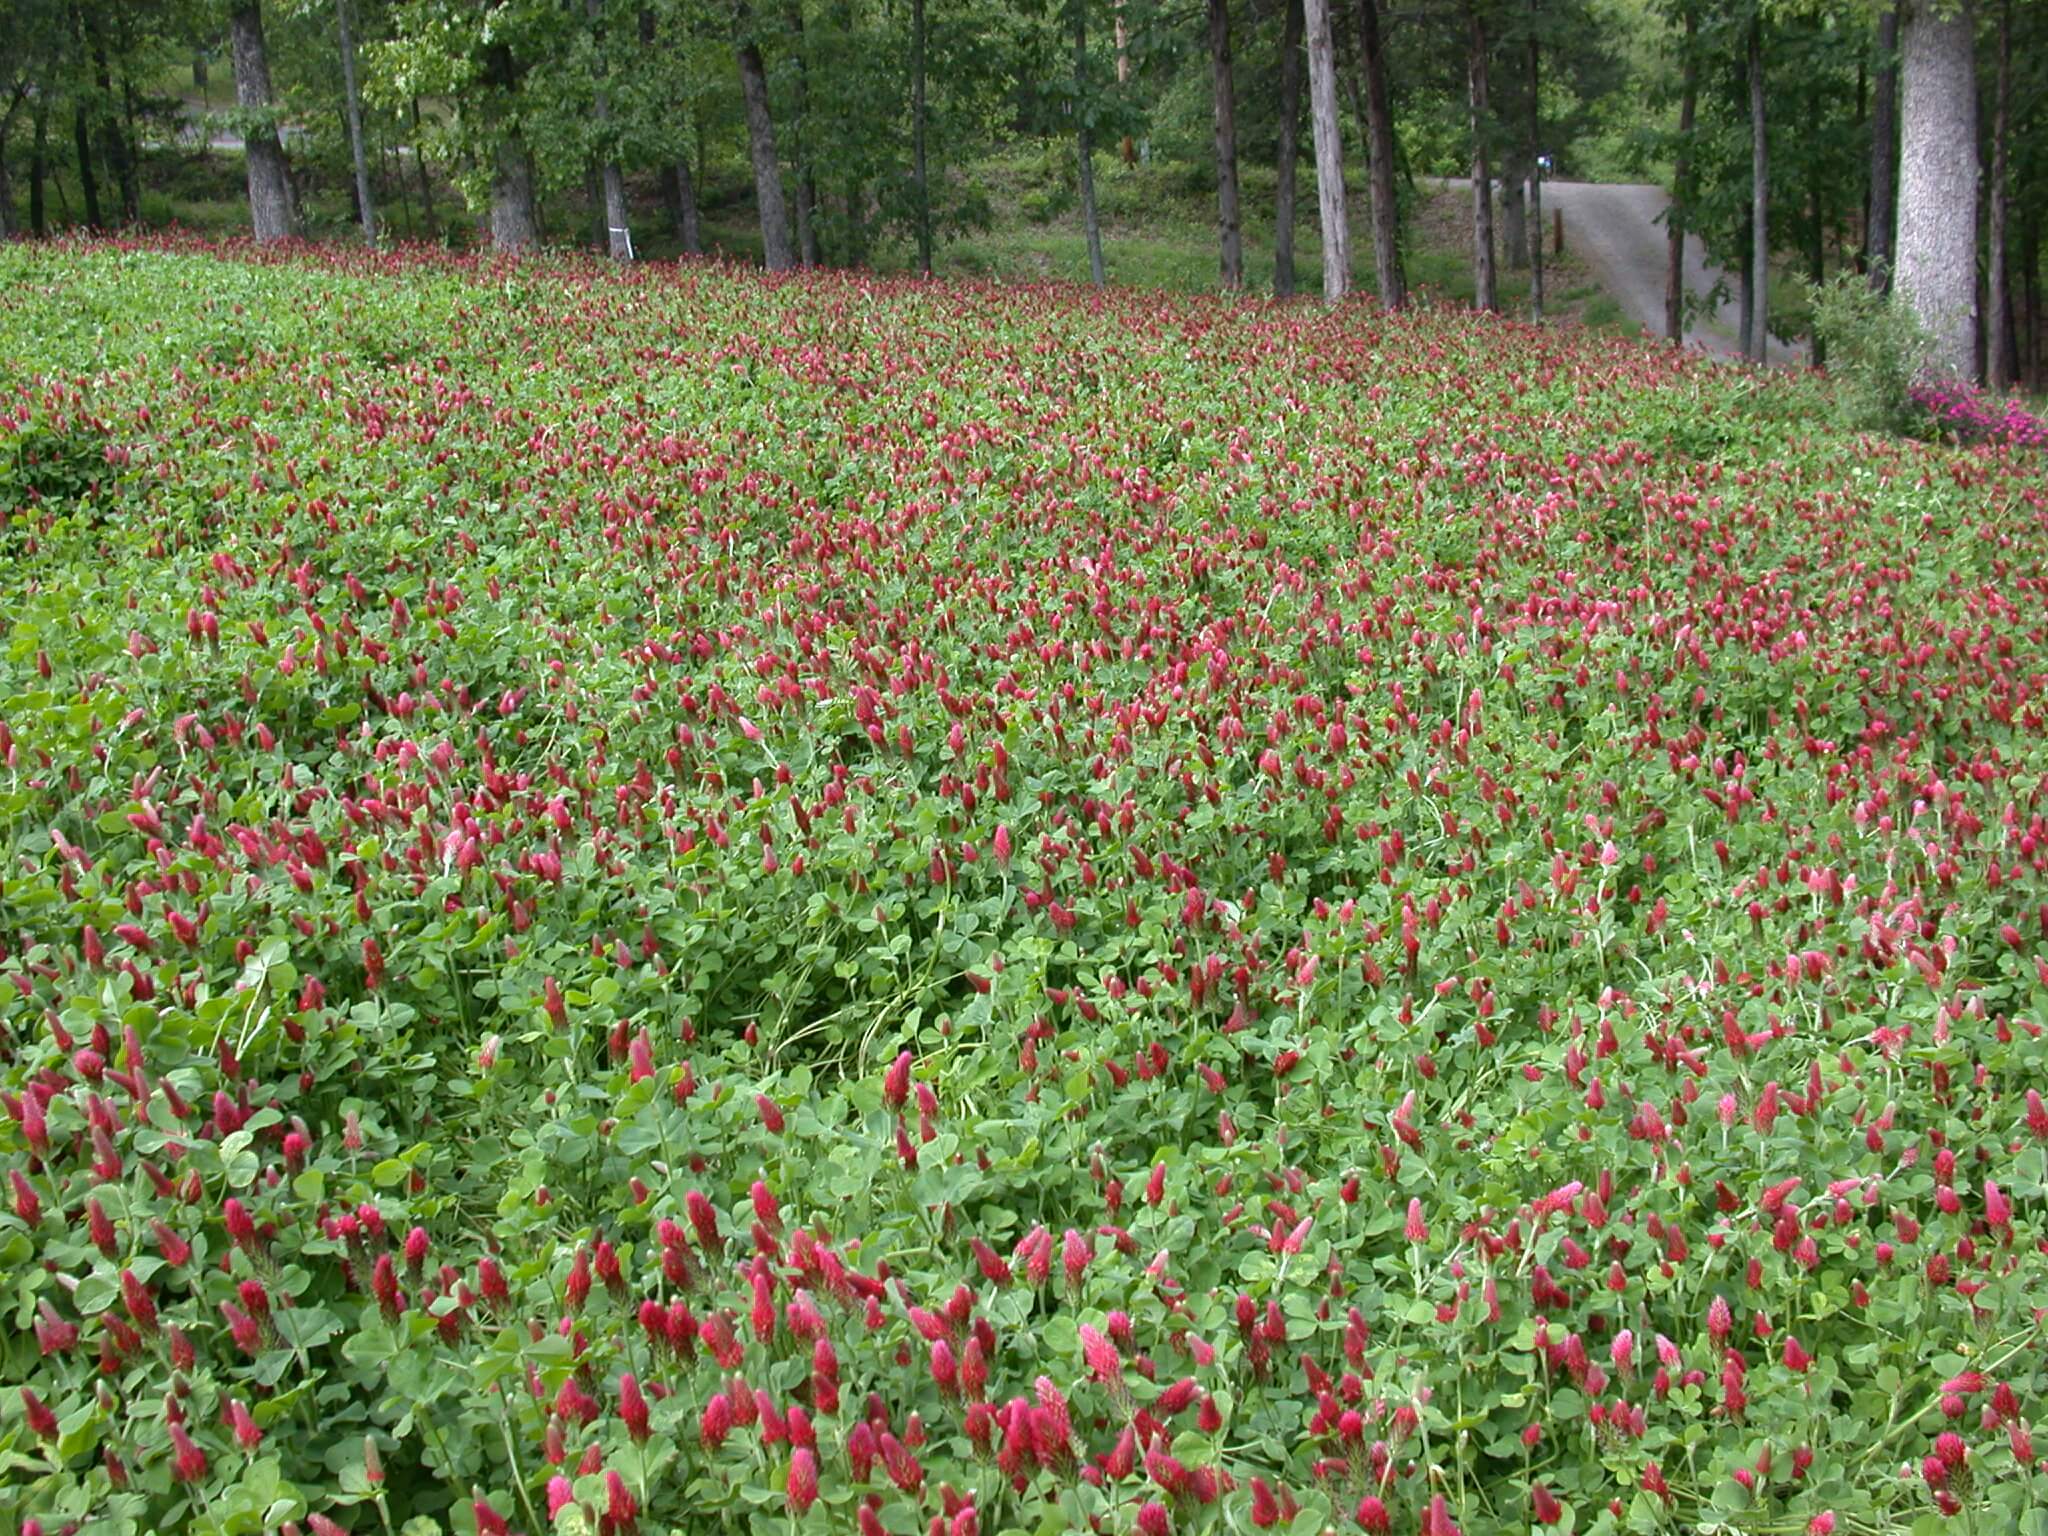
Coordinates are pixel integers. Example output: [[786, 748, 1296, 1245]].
[[1501, 157, 1526, 272], [1737, 211, 1754, 358], [1896, 0, 1977, 376], [1352, 0, 1402, 306], [1987, 0, 2014, 388], [2022, 212, 2040, 390], [0, 88, 21, 240], [1866, 3, 1899, 289], [1664, 4, 1695, 342], [491, 137, 539, 250], [587, 0, 633, 259], [231, 3, 294, 243], [1209, 0, 1243, 289], [734, 8, 794, 270], [1468, 6, 1496, 313], [664, 164, 702, 253], [482, 42, 539, 250], [1114, 0, 1135, 164], [1526, 2, 1543, 319], [1075, 0, 1106, 287], [30, 101, 48, 235], [1274, 0, 1304, 296], [409, 98, 439, 242], [1303, 0, 1349, 301], [785, 2, 818, 266], [73, 103, 104, 231], [1746, 14, 1768, 364], [338, 0, 378, 245], [87, 16, 139, 223], [0, 132, 13, 242], [1806, 76, 1826, 368], [913, 0, 932, 274]]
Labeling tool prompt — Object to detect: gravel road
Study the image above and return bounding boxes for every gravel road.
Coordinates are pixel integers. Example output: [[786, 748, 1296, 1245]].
[[1437, 177, 1807, 365]]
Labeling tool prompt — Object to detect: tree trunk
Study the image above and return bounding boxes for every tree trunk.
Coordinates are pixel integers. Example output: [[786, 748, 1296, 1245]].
[[1747, 14, 1768, 364], [338, 0, 378, 244], [1806, 78, 1826, 368], [231, 3, 294, 243], [482, 41, 540, 250], [1274, 0, 1304, 296], [0, 89, 20, 240], [1526, 4, 1544, 319], [1075, 0, 1106, 287], [664, 164, 702, 253], [73, 104, 104, 231], [1738, 212, 1754, 358], [1353, 0, 1402, 306], [785, 2, 818, 266], [1987, 0, 2014, 389], [1501, 157, 1526, 272], [1209, 0, 1243, 289], [1866, 4, 1899, 289], [1302, 0, 1349, 301], [1896, 0, 1977, 376], [117, 74, 143, 224], [1664, 4, 1695, 342], [491, 136, 539, 250], [1114, 0, 1135, 164], [586, 0, 634, 259], [734, 12, 794, 271], [1468, 6, 1496, 312], [2022, 212, 2040, 390], [87, 18, 139, 224], [913, 0, 932, 274], [409, 98, 439, 242], [30, 102, 48, 235]]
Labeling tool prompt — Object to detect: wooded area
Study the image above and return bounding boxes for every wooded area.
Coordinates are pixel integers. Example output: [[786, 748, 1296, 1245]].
[[3, 0, 2044, 388]]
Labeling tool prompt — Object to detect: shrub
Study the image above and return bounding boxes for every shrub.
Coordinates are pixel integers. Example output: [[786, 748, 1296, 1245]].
[[1807, 270, 1931, 435], [1910, 377, 2048, 449]]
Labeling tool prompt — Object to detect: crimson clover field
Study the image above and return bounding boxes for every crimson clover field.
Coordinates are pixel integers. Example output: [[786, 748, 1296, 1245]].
[[3, 238, 2047, 1536]]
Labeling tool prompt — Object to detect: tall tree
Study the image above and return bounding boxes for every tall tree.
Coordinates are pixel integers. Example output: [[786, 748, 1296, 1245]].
[[587, 0, 633, 259], [1987, 0, 2014, 387], [409, 97, 440, 243], [1073, 0, 1106, 287], [734, 5, 794, 270], [337, 0, 378, 244], [1746, 12, 1767, 364], [85, 8, 138, 224], [1468, 3, 1496, 312], [912, 0, 932, 274], [1274, 0, 1304, 296], [1663, 4, 1696, 341], [1526, 3, 1544, 318], [1865, 2, 1899, 288], [1894, 0, 1976, 374], [483, 43, 539, 249], [72, 102, 102, 230], [640, 6, 700, 253], [230, 2, 294, 242], [1302, 0, 1349, 300], [1352, 0, 1402, 306], [0, 83, 22, 241], [785, 2, 818, 266], [1209, 0, 1243, 289]]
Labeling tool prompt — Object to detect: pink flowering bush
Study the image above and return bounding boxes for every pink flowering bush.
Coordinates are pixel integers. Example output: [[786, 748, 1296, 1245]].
[[2, 236, 2046, 1536], [1910, 379, 2048, 450]]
